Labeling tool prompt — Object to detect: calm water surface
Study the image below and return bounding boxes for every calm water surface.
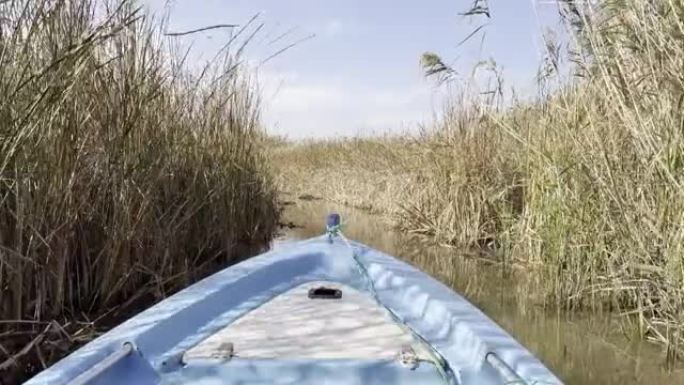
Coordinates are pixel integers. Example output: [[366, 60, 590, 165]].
[[277, 200, 684, 385]]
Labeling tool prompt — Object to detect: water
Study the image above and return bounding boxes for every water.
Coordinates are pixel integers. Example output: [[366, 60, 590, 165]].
[[278, 200, 684, 385]]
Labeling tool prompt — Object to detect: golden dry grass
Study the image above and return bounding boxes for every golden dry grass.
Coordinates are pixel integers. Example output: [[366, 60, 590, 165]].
[[0, 0, 278, 381], [274, 0, 684, 360]]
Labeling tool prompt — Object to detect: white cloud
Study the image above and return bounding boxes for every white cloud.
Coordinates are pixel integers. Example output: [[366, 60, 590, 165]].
[[323, 19, 344, 37], [270, 84, 346, 112], [257, 69, 442, 139]]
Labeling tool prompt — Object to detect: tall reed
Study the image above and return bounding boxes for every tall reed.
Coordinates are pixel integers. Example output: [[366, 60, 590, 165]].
[[0, 0, 278, 381], [275, 0, 684, 359]]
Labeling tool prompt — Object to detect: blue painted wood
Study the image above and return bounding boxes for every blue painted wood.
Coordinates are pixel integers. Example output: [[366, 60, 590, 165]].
[[25, 236, 563, 385]]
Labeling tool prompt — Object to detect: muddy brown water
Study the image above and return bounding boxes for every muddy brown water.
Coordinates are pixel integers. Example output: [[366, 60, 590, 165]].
[[277, 200, 684, 385]]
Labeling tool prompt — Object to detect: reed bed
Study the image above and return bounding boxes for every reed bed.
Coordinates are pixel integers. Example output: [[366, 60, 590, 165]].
[[275, 0, 684, 360], [0, 0, 278, 382]]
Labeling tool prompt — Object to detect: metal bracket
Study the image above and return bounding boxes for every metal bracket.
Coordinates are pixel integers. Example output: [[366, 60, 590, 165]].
[[71, 342, 135, 385]]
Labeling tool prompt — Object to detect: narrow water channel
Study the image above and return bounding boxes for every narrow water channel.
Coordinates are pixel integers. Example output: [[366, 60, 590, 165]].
[[277, 200, 684, 385]]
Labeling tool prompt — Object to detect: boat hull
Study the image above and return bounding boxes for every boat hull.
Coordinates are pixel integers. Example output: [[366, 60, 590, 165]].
[[25, 236, 562, 385]]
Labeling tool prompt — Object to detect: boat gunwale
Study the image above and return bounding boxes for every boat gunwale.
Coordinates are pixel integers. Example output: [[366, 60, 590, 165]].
[[25, 236, 563, 385]]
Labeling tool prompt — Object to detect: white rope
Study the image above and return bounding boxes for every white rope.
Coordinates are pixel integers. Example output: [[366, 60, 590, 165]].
[[332, 229, 458, 385], [330, 228, 539, 385]]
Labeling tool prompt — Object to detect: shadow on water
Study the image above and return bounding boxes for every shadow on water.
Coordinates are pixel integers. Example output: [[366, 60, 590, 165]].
[[276, 200, 684, 385]]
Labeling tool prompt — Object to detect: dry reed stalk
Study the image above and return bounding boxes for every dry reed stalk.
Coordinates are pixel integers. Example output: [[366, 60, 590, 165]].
[[0, 0, 279, 382], [273, 0, 684, 360]]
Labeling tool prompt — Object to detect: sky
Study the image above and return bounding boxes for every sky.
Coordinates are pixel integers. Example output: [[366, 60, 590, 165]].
[[144, 1, 563, 139]]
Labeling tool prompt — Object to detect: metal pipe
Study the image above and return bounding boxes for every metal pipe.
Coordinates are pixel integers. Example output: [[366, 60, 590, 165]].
[[70, 342, 135, 385], [485, 352, 525, 384]]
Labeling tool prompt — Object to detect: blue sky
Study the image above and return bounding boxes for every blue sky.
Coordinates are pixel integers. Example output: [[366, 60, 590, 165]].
[[145, 1, 562, 138]]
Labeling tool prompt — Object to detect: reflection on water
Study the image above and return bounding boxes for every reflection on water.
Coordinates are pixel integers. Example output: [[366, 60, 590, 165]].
[[278, 200, 684, 385]]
